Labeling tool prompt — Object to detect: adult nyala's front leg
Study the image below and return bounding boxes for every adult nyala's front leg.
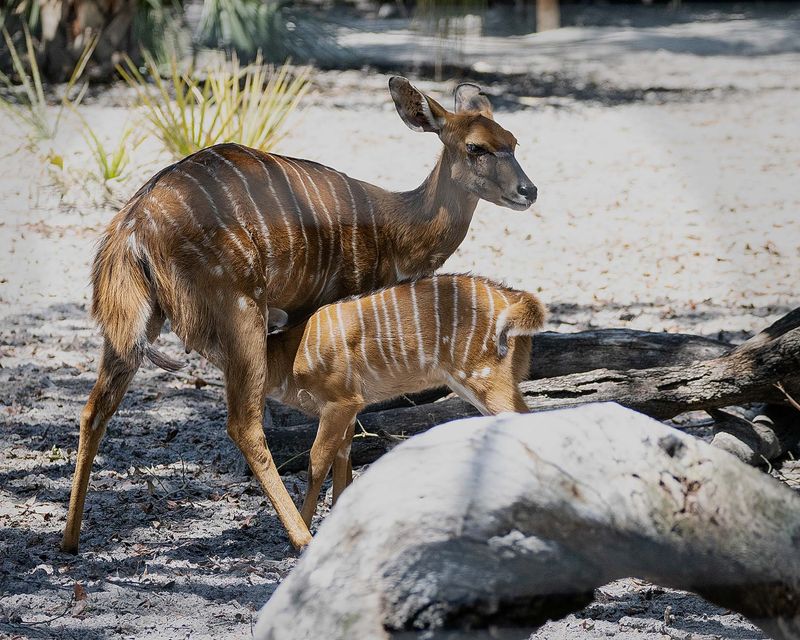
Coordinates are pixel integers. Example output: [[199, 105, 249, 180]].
[[223, 306, 311, 550]]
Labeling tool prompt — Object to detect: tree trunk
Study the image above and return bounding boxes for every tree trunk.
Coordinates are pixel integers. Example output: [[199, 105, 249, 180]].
[[255, 404, 800, 640], [536, 0, 560, 31]]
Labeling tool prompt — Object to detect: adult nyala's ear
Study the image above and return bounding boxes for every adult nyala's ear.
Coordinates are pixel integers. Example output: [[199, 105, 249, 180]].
[[454, 83, 493, 119], [388, 76, 448, 134], [267, 307, 289, 333]]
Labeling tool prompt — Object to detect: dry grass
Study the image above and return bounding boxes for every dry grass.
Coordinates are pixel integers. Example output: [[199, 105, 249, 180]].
[[117, 51, 310, 158], [0, 26, 94, 140]]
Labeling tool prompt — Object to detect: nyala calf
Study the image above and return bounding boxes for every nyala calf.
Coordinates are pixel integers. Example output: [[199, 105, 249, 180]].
[[264, 273, 547, 525]]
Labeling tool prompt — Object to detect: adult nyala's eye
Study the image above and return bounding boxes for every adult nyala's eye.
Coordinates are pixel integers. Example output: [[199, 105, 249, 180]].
[[466, 143, 487, 155]]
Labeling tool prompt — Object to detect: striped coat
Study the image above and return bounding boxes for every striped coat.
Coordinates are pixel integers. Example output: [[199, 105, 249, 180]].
[[94, 143, 479, 367], [267, 274, 546, 417]]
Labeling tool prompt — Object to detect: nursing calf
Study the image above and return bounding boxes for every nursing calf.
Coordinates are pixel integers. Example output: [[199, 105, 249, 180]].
[[264, 274, 547, 525]]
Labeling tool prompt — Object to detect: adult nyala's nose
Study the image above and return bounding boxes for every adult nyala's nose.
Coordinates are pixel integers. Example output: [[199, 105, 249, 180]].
[[518, 182, 538, 203]]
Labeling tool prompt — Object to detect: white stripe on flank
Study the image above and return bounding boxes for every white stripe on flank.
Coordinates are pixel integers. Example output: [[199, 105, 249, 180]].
[[319, 169, 345, 295], [303, 328, 314, 368], [281, 158, 322, 300], [432, 276, 441, 368], [141, 204, 157, 231], [207, 148, 274, 259], [369, 294, 391, 369], [270, 156, 310, 300], [497, 289, 510, 306], [161, 188, 225, 272], [332, 170, 361, 289], [189, 158, 261, 260], [325, 167, 361, 290], [176, 168, 255, 274], [235, 147, 296, 278], [390, 287, 410, 368], [410, 281, 425, 367], [357, 183, 380, 287], [450, 276, 459, 361], [380, 290, 399, 369], [326, 305, 337, 355], [286, 160, 337, 297], [462, 278, 478, 366], [336, 304, 353, 386], [480, 281, 495, 353]]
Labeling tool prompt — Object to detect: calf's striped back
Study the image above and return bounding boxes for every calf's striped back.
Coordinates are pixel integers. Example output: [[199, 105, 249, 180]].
[[266, 274, 546, 415]]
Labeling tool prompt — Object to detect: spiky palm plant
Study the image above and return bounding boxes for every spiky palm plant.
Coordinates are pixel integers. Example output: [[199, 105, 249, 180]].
[[118, 51, 310, 158]]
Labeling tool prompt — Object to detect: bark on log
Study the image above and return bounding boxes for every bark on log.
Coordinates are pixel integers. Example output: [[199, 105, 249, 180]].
[[528, 329, 730, 379], [520, 308, 800, 418], [255, 404, 800, 640]]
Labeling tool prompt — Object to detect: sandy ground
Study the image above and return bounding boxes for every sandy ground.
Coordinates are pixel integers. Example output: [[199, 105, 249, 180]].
[[1, 10, 800, 640]]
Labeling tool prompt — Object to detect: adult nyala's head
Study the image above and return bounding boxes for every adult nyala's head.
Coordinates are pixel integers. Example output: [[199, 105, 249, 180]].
[[389, 76, 537, 211]]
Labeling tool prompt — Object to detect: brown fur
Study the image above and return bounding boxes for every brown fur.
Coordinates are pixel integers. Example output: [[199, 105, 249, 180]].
[[62, 78, 537, 553]]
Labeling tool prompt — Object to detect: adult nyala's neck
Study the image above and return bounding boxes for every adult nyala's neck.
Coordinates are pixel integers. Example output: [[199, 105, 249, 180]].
[[376, 150, 479, 278]]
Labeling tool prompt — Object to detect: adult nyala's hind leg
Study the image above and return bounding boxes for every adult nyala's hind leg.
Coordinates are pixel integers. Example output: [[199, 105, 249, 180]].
[[62, 339, 143, 554]]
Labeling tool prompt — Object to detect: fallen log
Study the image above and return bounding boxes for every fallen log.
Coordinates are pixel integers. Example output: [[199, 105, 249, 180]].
[[255, 404, 800, 640], [520, 308, 800, 418], [528, 328, 730, 379]]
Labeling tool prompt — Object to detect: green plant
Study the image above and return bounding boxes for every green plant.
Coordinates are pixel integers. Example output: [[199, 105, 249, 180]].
[[134, 0, 190, 66], [195, 0, 351, 66], [82, 124, 142, 182], [0, 25, 94, 140], [197, 0, 276, 57], [117, 51, 310, 158], [0, 25, 48, 138], [48, 444, 66, 462]]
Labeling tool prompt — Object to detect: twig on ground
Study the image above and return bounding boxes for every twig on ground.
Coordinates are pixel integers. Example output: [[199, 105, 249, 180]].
[[276, 448, 312, 472], [776, 382, 800, 413], [354, 418, 379, 439]]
